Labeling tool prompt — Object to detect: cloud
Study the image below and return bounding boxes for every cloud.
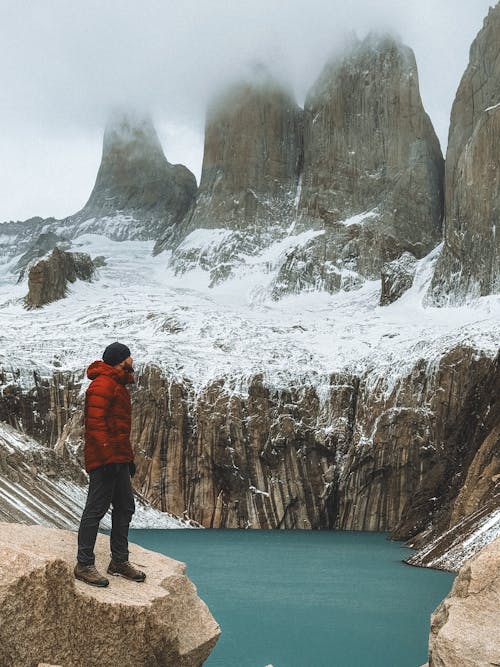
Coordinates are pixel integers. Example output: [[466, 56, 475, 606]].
[[0, 0, 493, 220]]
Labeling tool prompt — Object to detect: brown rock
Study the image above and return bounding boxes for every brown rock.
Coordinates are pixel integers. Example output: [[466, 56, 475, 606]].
[[0, 523, 220, 667], [426, 537, 500, 666], [429, 5, 500, 303], [162, 68, 303, 282], [25, 247, 95, 308], [275, 33, 443, 295], [380, 251, 417, 305]]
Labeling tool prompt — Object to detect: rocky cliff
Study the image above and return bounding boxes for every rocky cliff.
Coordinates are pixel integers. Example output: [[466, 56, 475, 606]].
[[275, 33, 443, 295], [161, 35, 444, 296], [159, 69, 303, 284], [429, 5, 500, 304], [421, 537, 500, 667], [69, 112, 197, 242], [2, 344, 497, 566], [0, 523, 220, 667]]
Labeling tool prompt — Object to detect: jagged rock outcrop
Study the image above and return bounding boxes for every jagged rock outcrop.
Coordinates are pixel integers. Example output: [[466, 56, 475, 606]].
[[0, 523, 220, 667], [67, 112, 197, 242], [25, 247, 95, 308], [274, 33, 444, 295], [429, 5, 500, 304], [163, 38, 443, 295], [380, 251, 417, 305], [160, 68, 303, 283], [422, 537, 500, 667]]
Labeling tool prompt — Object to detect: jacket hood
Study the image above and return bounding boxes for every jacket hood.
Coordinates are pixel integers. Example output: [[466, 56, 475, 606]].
[[86, 360, 135, 385]]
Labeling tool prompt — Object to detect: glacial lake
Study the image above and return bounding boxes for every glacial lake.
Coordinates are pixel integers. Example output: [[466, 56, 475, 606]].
[[130, 529, 454, 667]]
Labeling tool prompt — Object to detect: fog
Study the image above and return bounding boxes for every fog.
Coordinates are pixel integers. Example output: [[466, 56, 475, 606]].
[[0, 0, 494, 221]]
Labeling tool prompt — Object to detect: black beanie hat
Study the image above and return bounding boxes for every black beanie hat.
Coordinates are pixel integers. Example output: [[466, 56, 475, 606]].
[[102, 342, 131, 366]]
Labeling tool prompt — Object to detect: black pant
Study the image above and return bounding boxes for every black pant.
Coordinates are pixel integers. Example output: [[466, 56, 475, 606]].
[[77, 462, 135, 565]]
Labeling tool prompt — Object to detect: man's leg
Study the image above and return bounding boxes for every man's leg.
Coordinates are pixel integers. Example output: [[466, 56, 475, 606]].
[[107, 463, 146, 581], [109, 462, 135, 563], [77, 465, 115, 565]]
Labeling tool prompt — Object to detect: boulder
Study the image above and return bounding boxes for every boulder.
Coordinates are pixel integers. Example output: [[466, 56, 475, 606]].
[[0, 523, 220, 667], [25, 247, 95, 308], [429, 5, 500, 303], [380, 251, 417, 305], [425, 537, 500, 666]]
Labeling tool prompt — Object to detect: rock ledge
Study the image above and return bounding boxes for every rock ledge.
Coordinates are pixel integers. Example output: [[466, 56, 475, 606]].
[[0, 523, 220, 667], [425, 536, 500, 666]]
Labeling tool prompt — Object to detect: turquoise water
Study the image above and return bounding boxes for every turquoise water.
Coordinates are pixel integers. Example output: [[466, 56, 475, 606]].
[[130, 530, 454, 667]]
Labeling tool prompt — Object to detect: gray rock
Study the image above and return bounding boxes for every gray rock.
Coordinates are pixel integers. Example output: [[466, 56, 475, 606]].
[[62, 112, 197, 242], [25, 247, 95, 308], [429, 5, 500, 304], [380, 251, 417, 305], [0, 523, 220, 667], [277, 33, 443, 296], [161, 67, 303, 281]]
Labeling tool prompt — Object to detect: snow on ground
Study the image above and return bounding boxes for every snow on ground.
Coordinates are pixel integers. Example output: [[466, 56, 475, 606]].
[[0, 233, 498, 396], [0, 422, 191, 529], [408, 506, 500, 571]]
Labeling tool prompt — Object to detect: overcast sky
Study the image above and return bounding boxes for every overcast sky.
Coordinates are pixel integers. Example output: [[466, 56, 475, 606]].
[[0, 0, 495, 222]]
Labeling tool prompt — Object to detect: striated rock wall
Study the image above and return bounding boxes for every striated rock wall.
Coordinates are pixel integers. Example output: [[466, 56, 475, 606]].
[[406, 349, 500, 570], [429, 5, 500, 303], [0, 368, 84, 451], [0, 523, 220, 667], [2, 346, 497, 547]]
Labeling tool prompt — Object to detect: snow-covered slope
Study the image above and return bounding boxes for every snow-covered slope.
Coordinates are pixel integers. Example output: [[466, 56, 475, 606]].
[[0, 233, 498, 395], [0, 422, 191, 529]]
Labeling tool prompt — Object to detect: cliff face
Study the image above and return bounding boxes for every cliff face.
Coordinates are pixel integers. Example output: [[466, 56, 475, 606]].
[[160, 71, 303, 283], [161, 37, 444, 295], [429, 5, 500, 303], [275, 34, 443, 294], [2, 347, 497, 562]]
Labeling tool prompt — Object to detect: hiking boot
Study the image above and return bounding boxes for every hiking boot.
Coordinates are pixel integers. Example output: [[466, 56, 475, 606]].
[[74, 562, 109, 587], [107, 559, 146, 582]]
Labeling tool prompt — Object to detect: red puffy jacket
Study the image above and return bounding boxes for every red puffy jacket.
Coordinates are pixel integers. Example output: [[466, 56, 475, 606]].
[[84, 360, 135, 472]]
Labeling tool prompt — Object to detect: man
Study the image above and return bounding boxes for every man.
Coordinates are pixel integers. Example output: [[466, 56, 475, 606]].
[[74, 341, 146, 587]]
